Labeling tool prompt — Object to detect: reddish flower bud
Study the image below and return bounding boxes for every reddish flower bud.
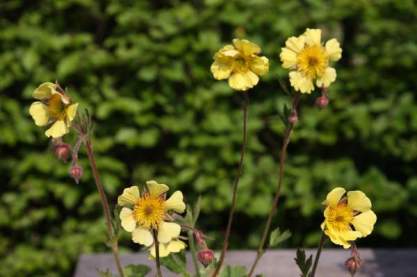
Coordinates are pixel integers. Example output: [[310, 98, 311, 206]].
[[54, 143, 71, 162], [315, 95, 329, 108], [288, 111, 298, 125], [194, 230, 206, 246], [345, 257, 361, 276], [198, 248, 215, 267], [69, 164, 83, 184]]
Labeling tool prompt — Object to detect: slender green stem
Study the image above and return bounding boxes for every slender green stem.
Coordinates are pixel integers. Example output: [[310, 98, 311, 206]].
[[247, 93, 301, 277], [212, 94, 249, 277], [85, 138, 125, 277], [310, 232, 326, 277], [188, 230, 201, 277], [152, 230, 163, 277]]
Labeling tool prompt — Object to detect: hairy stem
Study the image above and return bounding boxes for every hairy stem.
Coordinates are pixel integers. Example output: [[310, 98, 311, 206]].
[[152, 230, 163, 277], [212, 94, 249, 277], [188, 230, 201, 277], [85, 138, 125, 277], [310, 232, 326, 277], [248, 93, 301, 277]]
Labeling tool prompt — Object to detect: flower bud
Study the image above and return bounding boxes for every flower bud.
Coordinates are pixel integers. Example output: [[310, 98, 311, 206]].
[[288, 111, 298, 125], [69, 164, 83, 184], [194, 230, 206, 246], [345, 257, 361, 276], [198, 248, 215, 267], [54, 143, 71, 162], [315, 95, 329, 108]]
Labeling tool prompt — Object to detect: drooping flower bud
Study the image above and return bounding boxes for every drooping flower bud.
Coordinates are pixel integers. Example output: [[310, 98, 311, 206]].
[[194, 230, 206, 246], [315, 95, 329, 108], [69, 164, 83, 184], [288, 111, 298, 125], [53, 143, 71, 162], [345, 257, 361, 276], [198, 248, 215, 267]]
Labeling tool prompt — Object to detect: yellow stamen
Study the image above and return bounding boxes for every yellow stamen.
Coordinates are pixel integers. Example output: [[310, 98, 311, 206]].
[[133, 194, 165, 229], [297, 45, 328, 78], [325, 203, 354, 232], [47, 94, 66, 120]]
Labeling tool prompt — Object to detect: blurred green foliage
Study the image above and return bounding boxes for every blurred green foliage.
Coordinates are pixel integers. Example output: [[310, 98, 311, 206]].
[[1, 0, 417, 276]]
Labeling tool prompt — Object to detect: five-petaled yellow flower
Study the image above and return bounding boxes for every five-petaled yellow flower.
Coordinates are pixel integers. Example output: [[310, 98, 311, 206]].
[[29, 82, 78, 138], [118, 180, 186, 257], [280, 28, 342, 94], [321, 187, 377, 249], [211, 39, 269, 91]]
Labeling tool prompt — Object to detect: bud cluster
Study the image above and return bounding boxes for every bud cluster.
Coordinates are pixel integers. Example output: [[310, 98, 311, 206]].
[[194, 230, 215, 267]]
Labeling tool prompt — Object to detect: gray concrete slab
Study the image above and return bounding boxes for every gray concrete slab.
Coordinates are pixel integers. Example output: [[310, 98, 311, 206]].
[[74, 249, 417, 277]]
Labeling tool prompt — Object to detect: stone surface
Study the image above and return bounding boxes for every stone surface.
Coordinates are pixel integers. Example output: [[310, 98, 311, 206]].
[[74, 249, 417, 277]]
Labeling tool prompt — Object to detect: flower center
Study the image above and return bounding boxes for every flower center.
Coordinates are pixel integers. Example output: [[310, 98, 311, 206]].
[[47, 94, 66, 120], [233, 55, 249, 72], [297, 45, 328, 79], [133, 194, 165, 229], [326, 203, 354, 232]]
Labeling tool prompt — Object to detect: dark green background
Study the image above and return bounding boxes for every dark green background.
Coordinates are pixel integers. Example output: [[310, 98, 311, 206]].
[[1, 0, 417, 276]]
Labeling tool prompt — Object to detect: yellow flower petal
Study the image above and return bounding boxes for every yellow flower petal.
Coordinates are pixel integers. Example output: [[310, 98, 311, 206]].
[[164, 191, 186, 213], [284, 36, 305, 53], [249, 56, 269, 76], [325, 38, 342, 61], [347, 191, 372, 212], [304, 28, 322, 46], [232, 39, 261, 56], [65, 103, 78, 123], [29, 102, 49, 126], [316, 67, 336, 88], [211, 58, 233, 80], [280, 48, 297, 68], [289, 71, 314, 94], [132, 227, 154, 247], [324, 187, 346, 207], [352, 210, 377, 237], [45, 120, 68, 138], [166, 240, 186, 253], [117, 186, 140, 206], [32, 82, 56, 100], [157, 221, 181, 243], [149, 242, 170, 258], [228, 71, 259, 91], [120, 207, 136, 232], [146, 180, 169, 197], [216, 45, 239, 58], [323, 225, 360, 249]]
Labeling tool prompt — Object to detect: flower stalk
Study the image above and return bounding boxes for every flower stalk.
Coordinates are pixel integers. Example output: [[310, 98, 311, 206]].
[[310, 232, 327, 277], [152, 230, 163, 277], [84, 138, 125, 277], [248, 92, 301, 277], [212, 93, 249, 276]]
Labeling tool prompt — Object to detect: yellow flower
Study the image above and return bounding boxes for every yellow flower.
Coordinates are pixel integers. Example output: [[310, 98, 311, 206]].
[[118, 180, 186, 257], [211, 39, 269, 91], [321, 187, 377, 249], [280, 28, 342, 94], [28, 82, 78, 138]]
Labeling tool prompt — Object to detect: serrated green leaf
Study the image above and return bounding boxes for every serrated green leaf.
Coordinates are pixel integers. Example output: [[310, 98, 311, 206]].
[[269, 227, 291, 247], [124, 264, 151, 277]]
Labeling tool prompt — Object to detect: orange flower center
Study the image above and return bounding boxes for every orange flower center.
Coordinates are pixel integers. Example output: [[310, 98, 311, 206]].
[[297, 45, 328, 79], [133, 194, 165, 229]]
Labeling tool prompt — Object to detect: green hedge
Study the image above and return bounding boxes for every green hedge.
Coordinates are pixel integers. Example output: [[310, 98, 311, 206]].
[[1, 0, 417, 275]]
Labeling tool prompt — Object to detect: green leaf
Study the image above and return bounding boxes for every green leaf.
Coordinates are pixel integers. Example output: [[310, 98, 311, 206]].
[[294, 248, 313, 277], [124, 264, 151, 277], [160, 254, 187, 274], [269, 227, 291, 248], [97, 269, 117, 277], [193, 196, 202, 225], [219, 265, 248, 277]]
